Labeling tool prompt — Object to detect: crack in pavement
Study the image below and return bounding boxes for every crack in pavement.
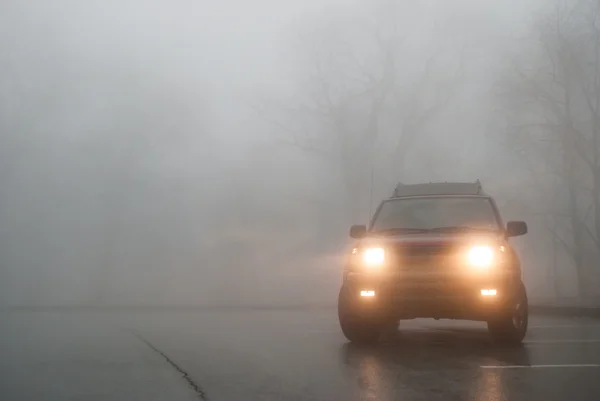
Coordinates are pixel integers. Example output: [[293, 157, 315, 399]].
[[131, 332, 208, 400]]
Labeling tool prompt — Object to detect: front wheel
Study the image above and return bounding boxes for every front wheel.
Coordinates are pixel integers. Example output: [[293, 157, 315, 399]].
[[487, 282, 529, 345], [337, 286, 384, 343]]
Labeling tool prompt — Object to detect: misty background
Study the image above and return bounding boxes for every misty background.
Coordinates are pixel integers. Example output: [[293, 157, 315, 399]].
[[1, 0, 598, 307]]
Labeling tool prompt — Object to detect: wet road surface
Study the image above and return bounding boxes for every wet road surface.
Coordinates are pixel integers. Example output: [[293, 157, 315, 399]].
[[2, 308, 600, 400]]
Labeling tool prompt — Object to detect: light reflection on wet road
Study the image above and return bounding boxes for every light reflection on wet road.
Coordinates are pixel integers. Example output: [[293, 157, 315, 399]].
[[2, 309, 600, 400]]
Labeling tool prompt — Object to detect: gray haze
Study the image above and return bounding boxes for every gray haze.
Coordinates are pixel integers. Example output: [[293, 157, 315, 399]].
[[2, 0, 597, 308]]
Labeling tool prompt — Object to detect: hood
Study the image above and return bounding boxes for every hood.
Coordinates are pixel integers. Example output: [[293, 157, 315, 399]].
[[356, 232, 504, 248]]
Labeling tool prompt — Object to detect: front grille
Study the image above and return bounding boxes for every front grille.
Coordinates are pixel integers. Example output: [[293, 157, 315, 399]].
[[398, 244, 454, 257], [391, 243, 459, 271]]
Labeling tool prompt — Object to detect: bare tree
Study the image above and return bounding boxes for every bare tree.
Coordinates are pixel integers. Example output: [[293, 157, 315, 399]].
[[494, 0, 600, 297], [253, 0, 464, 224]]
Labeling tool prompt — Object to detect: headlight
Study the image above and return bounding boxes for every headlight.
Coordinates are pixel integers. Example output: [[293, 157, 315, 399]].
[[467, 245, 494, 267], [362, 247, 385, 267]]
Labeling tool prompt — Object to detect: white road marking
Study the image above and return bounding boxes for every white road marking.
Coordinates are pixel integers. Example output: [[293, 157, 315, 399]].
[[525, 339, 600, 344], [529, 325, 600, 329], [481, 364, 600, 369]]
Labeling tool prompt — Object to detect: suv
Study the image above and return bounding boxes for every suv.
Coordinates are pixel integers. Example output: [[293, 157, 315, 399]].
[[338, 181, 529, 344]]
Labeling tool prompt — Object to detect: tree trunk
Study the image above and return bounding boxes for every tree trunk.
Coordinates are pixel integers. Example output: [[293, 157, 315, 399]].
[[551, 230, 561, 297], [567, 178, 588, 297]]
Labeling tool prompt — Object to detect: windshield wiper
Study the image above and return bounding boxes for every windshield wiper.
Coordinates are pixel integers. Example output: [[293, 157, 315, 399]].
[[427, 226, 496, 233], [371, 228, 432, 235]]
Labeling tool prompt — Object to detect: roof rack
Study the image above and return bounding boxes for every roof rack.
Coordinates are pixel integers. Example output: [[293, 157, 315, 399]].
[[391, 180, 484, 198]]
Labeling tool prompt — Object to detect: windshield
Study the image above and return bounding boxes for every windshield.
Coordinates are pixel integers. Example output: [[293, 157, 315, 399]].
[[370, 196, 500, 232]]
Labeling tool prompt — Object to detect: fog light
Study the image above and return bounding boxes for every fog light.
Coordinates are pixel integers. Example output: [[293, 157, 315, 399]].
[[360, 290, 375, 297], [481, 289, 497, 296]]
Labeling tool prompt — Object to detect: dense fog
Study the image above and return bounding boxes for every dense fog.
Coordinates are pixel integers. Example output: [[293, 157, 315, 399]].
[[2, 0, 598, 308]]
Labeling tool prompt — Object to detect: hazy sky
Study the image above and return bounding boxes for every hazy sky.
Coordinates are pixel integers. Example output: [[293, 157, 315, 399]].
[[1, 0, 545, 135]]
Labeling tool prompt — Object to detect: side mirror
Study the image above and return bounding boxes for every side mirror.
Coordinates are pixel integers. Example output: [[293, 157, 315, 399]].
[[349, 224, 367, 239], [506, 221, 527, 237]]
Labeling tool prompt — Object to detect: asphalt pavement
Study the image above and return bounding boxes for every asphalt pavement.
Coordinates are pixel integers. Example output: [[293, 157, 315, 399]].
[[2, 308, 600, 401]]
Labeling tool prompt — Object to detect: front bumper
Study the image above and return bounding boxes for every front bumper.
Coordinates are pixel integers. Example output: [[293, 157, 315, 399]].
[[343, 271, 517, 320]]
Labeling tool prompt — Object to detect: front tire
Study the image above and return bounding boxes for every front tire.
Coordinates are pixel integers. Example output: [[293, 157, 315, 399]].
[[337, 286, 384, 343], [487, 282, 529, 345]]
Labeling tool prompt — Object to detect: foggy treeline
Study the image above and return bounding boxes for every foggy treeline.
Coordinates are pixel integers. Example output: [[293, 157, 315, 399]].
[[1, 0, 598, 307]]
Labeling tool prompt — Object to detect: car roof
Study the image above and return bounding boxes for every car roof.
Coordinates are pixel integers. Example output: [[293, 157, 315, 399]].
[[390, 181, 490, 198]]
